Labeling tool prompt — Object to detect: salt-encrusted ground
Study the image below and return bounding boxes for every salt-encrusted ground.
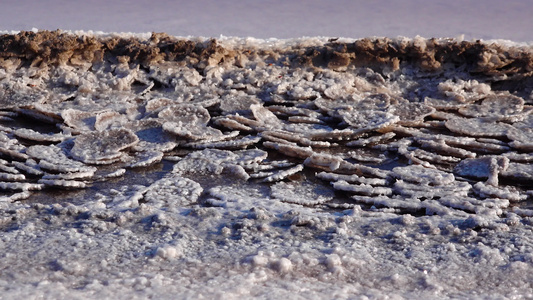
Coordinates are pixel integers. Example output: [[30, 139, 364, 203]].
[[0, 31, 532, 299]]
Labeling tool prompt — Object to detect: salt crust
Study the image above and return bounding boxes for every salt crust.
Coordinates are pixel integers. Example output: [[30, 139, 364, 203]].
[[0, 32, 532, 298]]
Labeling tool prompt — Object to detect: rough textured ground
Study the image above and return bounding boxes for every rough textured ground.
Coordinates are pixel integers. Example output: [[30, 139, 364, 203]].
[[0, 31, 532, 299]]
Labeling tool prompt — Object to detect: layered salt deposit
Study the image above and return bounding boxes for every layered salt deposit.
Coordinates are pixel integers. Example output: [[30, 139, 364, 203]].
[[0, 31, 532, 298]]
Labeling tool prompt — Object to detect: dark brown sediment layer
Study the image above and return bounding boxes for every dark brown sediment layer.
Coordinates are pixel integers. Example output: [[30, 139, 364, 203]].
[[1, 30, 532, 75]]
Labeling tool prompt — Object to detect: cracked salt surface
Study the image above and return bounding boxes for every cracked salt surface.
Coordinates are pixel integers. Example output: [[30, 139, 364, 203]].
[[1, 31, 533, 298]]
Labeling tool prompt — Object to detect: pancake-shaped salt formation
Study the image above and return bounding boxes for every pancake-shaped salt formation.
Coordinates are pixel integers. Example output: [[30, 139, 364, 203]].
[[332, 181, 393, 196], [172, 149, 240, 176], [338, 109, 399, 132], [416, 138, 477, 158], [220, 94, 260, 115], [263, 141, 314, 159], [303, 153, 343, 171], [445, 118, 512, 138], [346, 132, 396, 147], [127, 151, 164, 168], [61, 109, 97, 132], [458, 94, 525, 118], [144, 174, 203, 209], [158, 104, 210, 125], [424, 97, 470, 110], [0, 158, 20, 174], [13, 128, 69, 143], [93, 111, 127, 131], [390, 102, 435, 126], [350, 195, 422, 212], [233, 149, 268, 166], [0, 191, 31, 202], [473, 182, 527, 202], [261, 164, 304, 183], [392, 165, 455, 185], [454, 156, 509, 186], [260, 131, 330, 148], [507, 128, 533, 151], [392, 180, 471, 199], [184, 135, 260, 150], [250, 104, 284, 130], [37, 178, 86, 189], [437, 79, 491, 102], [26, 145, 96, 173], [270, 181, 334, 206], [213, 117, 253, 132], [70, 128, 139, 164], [127, 119, 177, 152], [159, 104, 224, 140], [0, 181, 43, 191], [501, 162, 533, 182], [162, 121, 223, 141], [0, 172, 25, 182], [0, 83, 48, 109], [317, 172, 389, 186], [11, 160, 43, 176]]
